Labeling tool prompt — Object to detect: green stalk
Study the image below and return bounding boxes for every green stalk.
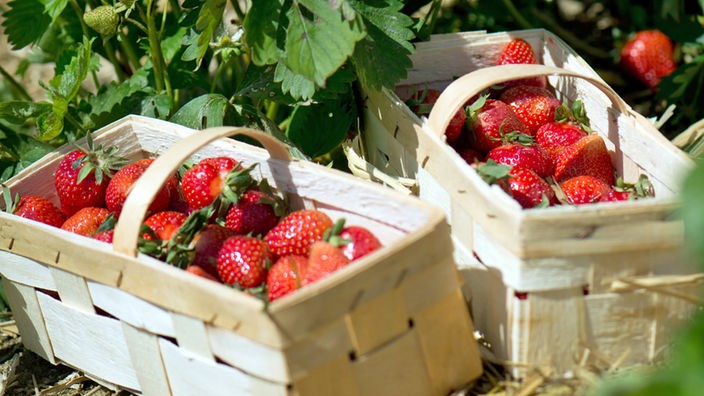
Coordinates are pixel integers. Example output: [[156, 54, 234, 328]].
[[143, 0, 173, 109], [64, 112, 88, 135], [69, 0, 101, 88], [0, 64, 32, 101], [117, 31, 142, 72], [102, 39, 127, 81], [500, 0, 534, 30]]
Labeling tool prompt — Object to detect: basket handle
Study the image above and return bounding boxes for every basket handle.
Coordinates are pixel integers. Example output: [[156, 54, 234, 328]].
[[426, 64, 631, 139], [112, 126, 291, 257]]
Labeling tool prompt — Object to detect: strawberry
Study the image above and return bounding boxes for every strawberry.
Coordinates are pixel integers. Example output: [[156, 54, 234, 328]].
[[93, 229, 115, 243], [266, 255, 308, 301], [264, 209, 334, 258], [619, 30, 677, 90], [225, 186, 286, 237], [143, 211, 187, 241], [105, 158, 172, 216], [338, 225, 383, 261], [61, 207, 112, 237], [190, 223, 234, 277], [3, 189, 65, 227], [185, 264, 220, 282], [54, 136, 124, 217], [499, 85, 561, 135], [485, 133, 553, 178], [407, 88, 466, 144], [496, 38, 547, 88], [466, 96, 531, 154], [599, 175, 655, 203], [553, 134, 615, 185], [304, 240, 351, 285], [180, 156, 249, 210], [507, 166, 558, 209], [456, 146, 483, 165], [217, 235, 272, 289], [535, 121, 588, 160], [559, 175, 611, 204]]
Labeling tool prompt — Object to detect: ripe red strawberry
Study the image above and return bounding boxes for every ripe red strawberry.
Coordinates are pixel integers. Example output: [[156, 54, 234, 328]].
[[466, 96, 531, 154], [598, 189, 630, 203], [4, 191, 65, 227], [105, 158, 172, 216], [507, 166, 558, 209], [217, 235, 272, 289], [143, 211, 187, 241], [500, 85, 561, 134], [181, 156, 253, 210], [456, 147, 483, 165], [304, 240, 351, 285], [266, 255, 308, 301], [485, 134, 553, 178], [496, 38, 547, 88], [225, 188, 285, 237], [93, 229, 114, 243], [61, 207, 112, 237], [190, 224, 234, 277], [619, 30, 677, 90], [535, 121, 588, 160], [553, 134, 615, 185], [185, 264, 220, 282], [559, 175, 611, 204], [53, 137, 124, 217], [264, 209, 334, 257], [407, 88, 466, 144], [338, 226, 382, 261]]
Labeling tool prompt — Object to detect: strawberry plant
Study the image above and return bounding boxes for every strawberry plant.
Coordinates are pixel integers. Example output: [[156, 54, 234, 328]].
[[0, 0, 434, 180]]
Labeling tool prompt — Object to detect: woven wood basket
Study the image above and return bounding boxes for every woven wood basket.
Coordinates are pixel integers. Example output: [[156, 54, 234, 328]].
[[355, 29, 702, 376], [0, 115, 482, 395]]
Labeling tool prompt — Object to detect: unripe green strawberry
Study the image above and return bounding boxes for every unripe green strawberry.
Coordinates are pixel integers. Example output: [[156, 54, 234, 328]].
[[84, 5, 119, 37]]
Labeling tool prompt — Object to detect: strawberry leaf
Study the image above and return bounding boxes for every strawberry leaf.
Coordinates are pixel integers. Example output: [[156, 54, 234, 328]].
[[349, 0, 415, 91], [169, 94, 230, 129], [43, 0, 70, 22], [0, 101, 53, 125], [287, 95, 356, 158], [243, 0, 285, 66], [181, 0, 227, 68], [283, 0, 365, 88], [274, 62, 316, 101], [1, 0, 51, 50]]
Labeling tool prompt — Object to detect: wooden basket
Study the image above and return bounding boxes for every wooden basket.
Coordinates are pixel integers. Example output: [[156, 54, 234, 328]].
[[0, 115, 482, 395], [357, 29, 702, 376]]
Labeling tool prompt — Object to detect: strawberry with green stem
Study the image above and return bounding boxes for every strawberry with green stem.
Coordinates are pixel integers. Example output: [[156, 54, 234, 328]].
[[535, 100, 591, 160], [61, 207, 113, 237], [105, 158, 174, 216], [485, 132, 554, 178], [466, 95, 531, 155], [225, 180, 287, 237], [2, 187, 65, 228], [553, 134, 615, 185], [266, 255, 308, 301], [499, 85, 562, 135], [496, 38, 547, 88], [54, 133, 126, 217], [475, 160, 557, 209], [181, 156, 253, 211], [264, 209, 334, 258]]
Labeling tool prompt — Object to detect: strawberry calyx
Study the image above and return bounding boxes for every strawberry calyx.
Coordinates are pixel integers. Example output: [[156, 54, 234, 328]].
[[322, 218, 352, 247], [465, 94, 488, 123], [219, 163, 258, 206], [474, 159, 513, 185], [613, 175, 655, 199], [1, 185, 19, 214], [71, 133, 127, 185], [554, 100, 592, 133]]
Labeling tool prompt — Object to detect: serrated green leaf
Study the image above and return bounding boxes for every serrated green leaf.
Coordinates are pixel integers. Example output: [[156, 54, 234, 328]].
[[87, 70, 150, 116], [274, 62, 316, 100], [0, 101, 53, 124], [1, 0, 52, 50], [181, 0, 227, 67], [284, 0, 365, 87], [169, 94, 230, 129], [287, 97, 356, 158], [43, 0, 69, 21], [244, 0, 285, 65], [50, 37, 95, 102], [349, 0, 415, 91]]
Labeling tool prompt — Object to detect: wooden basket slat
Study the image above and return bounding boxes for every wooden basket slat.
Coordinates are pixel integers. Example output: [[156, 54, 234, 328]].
[[0, 115, 482, 393], [37, 291, 141, 391], [0, 251, 55, 290]]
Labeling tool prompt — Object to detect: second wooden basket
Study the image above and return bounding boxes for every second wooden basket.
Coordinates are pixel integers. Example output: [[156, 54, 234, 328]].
[[0, 115, 482, 395], [356, 29, 702, 376]]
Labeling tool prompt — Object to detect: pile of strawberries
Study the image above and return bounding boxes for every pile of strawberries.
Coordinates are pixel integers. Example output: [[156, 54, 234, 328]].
[[409, 38, 653, 208], [4, 136, 382, 302]]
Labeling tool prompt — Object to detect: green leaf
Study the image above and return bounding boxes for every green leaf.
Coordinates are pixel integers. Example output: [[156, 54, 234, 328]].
[[141, 94, 173, 120], [287, 97, 356, 158], [349, 0, 415, 91], [43, 0, 69, 22], [284, 0, 365, 87], [236, 64, 297, 104], [50, 37, 95, 102], [87, 70, 150, 117], [0, 101, 53, 124], [1, 0, 52, 49], [274, 62, 316, 100], [682, 160, 704, 267], [244, 0, 286, 65], [169, 94, 230, 129], [180, 0, 227, 67]]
